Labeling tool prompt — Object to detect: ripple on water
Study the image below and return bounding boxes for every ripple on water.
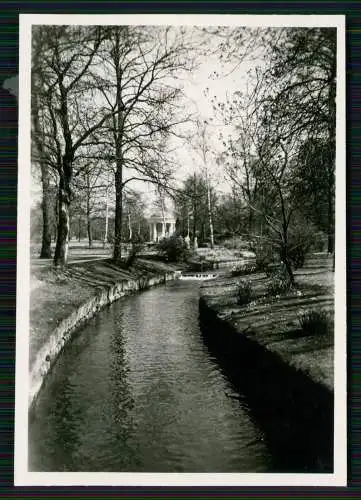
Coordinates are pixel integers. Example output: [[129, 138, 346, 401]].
[[29, 280, 272, 473]]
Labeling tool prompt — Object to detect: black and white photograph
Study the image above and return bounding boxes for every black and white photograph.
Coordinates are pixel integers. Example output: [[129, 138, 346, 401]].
[[15, 14, 346, 487]]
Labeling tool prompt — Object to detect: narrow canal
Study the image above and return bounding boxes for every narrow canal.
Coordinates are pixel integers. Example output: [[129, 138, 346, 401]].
[[29, 279, 273, 473]]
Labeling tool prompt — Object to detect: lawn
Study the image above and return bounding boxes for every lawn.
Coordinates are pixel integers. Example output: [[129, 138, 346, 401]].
[[29, 251, 180, 370], [200, 254, 335, 391], [29, 242, 335, 394]]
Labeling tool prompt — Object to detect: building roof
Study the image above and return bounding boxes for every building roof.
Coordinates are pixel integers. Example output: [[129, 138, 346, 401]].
[[147, 211, 176, 222]]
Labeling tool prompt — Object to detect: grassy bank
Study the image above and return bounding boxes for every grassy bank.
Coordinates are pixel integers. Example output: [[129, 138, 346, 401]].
[[200, 254, 334, 391], [30, 255, 182, 370], [199, 254, 334, 472]]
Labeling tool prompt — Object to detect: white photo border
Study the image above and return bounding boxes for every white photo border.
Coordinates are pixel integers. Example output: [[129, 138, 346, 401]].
[[15, 13, 347, 487]]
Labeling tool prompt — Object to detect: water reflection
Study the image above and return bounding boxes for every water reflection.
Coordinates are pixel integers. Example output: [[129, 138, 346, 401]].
[[29, 363, 83, 471], [199, 312, 333, 473], [29, 280, 272, 472]]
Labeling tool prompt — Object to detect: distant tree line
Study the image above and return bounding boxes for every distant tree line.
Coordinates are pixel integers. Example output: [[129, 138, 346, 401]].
[[209, 26, 336, 281], [31, 25, 197, 266], [31, 25, 336, 280]]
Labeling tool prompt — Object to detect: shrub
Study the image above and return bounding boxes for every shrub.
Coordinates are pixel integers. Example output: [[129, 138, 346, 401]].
[[310, 231, 328, 253], [223, 240, 235, 250], [266, 264, 293, 296], [187, 259, 213, 271], [125, 238, 144, 268], [223, 237, 250, 251], [236, 279, 253, 305], [298, 309, 333, 336], [255, 254, 268, 272], [231, 263, 256, 277], [265, 262, 282, 277], [249, 238, 276, 272], [286, 239, 312, 270], [157, 235, 190, 263], [287, 218, 317, 269]]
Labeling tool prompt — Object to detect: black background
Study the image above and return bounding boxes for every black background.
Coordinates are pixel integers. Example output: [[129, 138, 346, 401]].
[[0, 1, 358, 498]]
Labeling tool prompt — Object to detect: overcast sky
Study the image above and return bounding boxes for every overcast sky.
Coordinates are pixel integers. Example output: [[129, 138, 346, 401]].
[[25, 24, 260, 211], [140, 43, 259, 211]]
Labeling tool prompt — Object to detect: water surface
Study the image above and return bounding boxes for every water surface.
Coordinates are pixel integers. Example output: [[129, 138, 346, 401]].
[[29, 280, 272, 472]]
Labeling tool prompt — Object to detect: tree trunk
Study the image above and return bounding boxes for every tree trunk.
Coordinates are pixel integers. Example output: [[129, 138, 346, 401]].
[[284, 253, 295, 286], [128, 213, 132, 241], [32, 90, 52, 258], [248, 208, 254, 236], [54, 176, 71, 267], [192, 206, 197, 242], [53, 72, 74, 267], [193, 174, 198, 241], [327, 147, 335, 255], [112, 29, 124, 265], [78, 216, 81, 242], [87, 218, 92, 249], [86, 183, 92, 249], [39, 163, 52, 258], [103, 190, 109, 248], [113, 166, 123, 263], [205, 171, 214, 249], [158, 187, 166, 239], [327, 63, 336, 256], [327, 207, 334, 255], [68, 214, 72, 242], [54, 189, 58, 242], [281, 243, 295, 286]]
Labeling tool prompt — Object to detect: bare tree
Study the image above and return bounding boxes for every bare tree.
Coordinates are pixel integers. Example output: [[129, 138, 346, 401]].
[[31, 105, 54, 258], [189, 120, 216, 248], [123, 189, 147, 242], [91, 25, 196, 263], [210, 27, 336, 281], [72, 160, 112, 248], [264, 27, 336, 254], [102, 171, 112, 247], [31, 28, 57, 258], [32, 25, 118, 266], [175, 171, 216, 244]]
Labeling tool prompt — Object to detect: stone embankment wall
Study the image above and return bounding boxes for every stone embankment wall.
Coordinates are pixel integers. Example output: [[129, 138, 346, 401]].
[[199, 295, 334, 473], [29, 271, 178, 410]]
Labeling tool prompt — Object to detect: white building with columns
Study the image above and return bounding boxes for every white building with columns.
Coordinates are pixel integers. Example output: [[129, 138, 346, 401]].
[[147, 211, 177, 243]]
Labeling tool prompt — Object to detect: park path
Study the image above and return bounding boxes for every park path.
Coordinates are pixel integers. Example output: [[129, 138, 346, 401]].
[[31, 255, 111, 267]]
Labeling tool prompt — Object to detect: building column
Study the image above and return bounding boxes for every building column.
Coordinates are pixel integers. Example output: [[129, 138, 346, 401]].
[[161, 222, 165, 239], [149, 224, 152, 242], [153, 223, 157, 242]]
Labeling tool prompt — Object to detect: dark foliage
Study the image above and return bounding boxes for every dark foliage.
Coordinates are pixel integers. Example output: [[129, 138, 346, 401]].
[[157, 235, 190, 263], [236, 279, 253, 305], [231, 263, 257, 277], [298, 310, 333, 336], [266, 264, 294, 296]]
